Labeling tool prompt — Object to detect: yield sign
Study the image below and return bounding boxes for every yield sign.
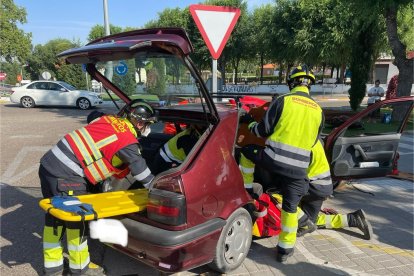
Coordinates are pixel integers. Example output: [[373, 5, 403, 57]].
[[190, 5, 240, 59]]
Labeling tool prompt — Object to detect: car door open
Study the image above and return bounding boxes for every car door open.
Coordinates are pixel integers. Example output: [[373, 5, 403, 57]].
[[325, 97, 413, 180]]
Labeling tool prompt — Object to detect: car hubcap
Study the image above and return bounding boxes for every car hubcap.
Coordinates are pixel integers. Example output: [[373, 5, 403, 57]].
[[22, 98, 32, 107], [79, 99, 90, 109], [223, 216, 250, 264]]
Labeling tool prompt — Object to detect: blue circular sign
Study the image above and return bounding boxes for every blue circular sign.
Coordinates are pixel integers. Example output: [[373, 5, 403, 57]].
[[115, 61, 128, 76]]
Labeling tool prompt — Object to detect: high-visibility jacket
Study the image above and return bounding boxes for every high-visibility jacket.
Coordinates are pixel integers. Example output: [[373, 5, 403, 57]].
[[308, 140, 333, 197], [65, 115, 138, 184], [249, 86, 323, 178], [160, 128, 195, 164]]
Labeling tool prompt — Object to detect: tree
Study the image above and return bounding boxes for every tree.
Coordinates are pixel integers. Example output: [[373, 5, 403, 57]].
[[26, 39, 86, 89], [88, 24, 123, 41], [384, 1, 413, 97], [346, 0, 413, 98], [251, 4, 275, 84], [0, 0, 31, 63]]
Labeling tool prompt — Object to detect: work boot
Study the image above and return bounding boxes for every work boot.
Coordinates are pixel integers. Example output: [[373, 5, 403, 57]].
[[276, 250, 294, 263], [68, 262, 105, 275], [347, 209, 373, 240], [297, 219, 317, 237]]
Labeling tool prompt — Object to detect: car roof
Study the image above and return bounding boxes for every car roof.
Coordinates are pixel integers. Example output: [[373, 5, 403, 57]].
[[58, 28, 194, 64]]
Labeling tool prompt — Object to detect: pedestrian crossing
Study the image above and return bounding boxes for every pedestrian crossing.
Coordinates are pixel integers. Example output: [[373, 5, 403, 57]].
[[399, 131, 413, 156]]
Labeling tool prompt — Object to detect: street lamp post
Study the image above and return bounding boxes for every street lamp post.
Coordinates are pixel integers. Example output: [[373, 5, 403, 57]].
[[103, 0, 113, 81]]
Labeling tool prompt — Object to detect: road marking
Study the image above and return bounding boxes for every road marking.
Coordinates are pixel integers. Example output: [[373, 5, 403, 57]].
[[296, 234, 368, 275], [398, 143, 413, 150], [352, 241, 414, 258], [8, 135, 44, 139], [1, 146, 49, 183], [399, 151, 414, 156]]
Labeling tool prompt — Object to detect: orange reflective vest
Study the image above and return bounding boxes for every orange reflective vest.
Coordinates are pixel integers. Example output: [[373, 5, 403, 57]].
[[65, 115, 138, 184]]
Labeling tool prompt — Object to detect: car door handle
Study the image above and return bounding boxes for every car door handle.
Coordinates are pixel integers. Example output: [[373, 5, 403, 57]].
[[353, 144, 369, 160]]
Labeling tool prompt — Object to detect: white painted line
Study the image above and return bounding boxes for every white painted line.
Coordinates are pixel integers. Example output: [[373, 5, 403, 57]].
[[398, 143, 413, 150], [1, 146, 50, 183], [9, 135, 44, 139], [398, 151, 414, 156]]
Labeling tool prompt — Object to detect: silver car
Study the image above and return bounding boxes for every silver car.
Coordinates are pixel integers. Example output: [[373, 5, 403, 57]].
[[10, 80, 103, 109]]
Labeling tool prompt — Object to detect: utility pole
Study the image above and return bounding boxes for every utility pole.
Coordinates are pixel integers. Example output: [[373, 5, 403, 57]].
[[103, 0, 113, 81]]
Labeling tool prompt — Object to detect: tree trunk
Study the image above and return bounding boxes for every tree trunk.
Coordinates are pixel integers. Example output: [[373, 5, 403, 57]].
[[385, 5, 413, 97], [340, 63, 346, 84]]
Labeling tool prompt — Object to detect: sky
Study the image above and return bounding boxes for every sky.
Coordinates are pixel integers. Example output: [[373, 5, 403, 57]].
[[15, 0, 272, 46]]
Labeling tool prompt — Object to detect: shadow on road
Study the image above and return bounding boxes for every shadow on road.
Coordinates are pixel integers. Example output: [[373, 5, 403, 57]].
[[0, 183, 44, 274]]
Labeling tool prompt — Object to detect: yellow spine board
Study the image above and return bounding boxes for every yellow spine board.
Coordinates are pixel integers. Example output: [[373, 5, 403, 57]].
[[39, 189, 148, 222]]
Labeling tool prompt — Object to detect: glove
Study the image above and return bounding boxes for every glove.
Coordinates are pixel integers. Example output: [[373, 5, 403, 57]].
[[239, 113, 254, 124]]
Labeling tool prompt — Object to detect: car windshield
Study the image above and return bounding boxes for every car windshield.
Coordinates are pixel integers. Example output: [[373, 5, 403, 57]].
[[59, 82, 76, 91], [95, 53, 203, 107]]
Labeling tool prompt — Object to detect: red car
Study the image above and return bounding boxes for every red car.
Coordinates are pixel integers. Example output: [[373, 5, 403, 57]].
[[58, 28, 413, 273]]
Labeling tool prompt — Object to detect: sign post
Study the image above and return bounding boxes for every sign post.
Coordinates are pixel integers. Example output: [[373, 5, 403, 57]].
[[189, 5, 240, 93]]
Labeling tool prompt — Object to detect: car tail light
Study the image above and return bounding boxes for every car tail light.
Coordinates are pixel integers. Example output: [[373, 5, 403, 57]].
[[147, 176, 186, 226]]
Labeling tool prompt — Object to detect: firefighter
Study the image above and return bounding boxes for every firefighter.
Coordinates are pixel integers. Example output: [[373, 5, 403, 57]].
[[150, 124, 206, 175], [239, 65, 323, 263], [39, 100, 155, 275], [296, 141, 373, 240]]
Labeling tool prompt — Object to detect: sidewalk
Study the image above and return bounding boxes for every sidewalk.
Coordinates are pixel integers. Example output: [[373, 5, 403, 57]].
[[99, 177, 414, 275]]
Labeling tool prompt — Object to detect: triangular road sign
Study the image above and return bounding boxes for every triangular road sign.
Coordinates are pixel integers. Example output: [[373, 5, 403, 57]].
[[190, 5, 241, 60]]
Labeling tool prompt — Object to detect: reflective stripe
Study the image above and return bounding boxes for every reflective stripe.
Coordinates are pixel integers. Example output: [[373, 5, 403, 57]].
[[264, 147, 309, 168], [142, 177, 154, 189], [162, 144, 182, 163], [277, 241, 295, 249], [62, 138, 74, 153], [68, 131, 93, 165], [87, 162, 104, 182], [44, 259, 64, 268], [78, 128, 102, 159], [69, 256, 90, 271], [43, 242, 61, 249], [298, 208, 305, 220], [239, 166, 255, 174], [51, 145, 85, 177], [244, 183, 253, 189], [160, 148, 173, 163], [310, 171, 331, 180], [68, 240, 88, 252], [96, 134, 118, 149], [267, 140, 310, 157], [251, 124, 262, 137], [311, 178, 333, 186], [253, 208, 268, 218], [282, 225, 297, 233], [326, 215, 332, 228], [95, 159, 111, 178], [133, 168, 151, 181], [341, 214, 349, 228]]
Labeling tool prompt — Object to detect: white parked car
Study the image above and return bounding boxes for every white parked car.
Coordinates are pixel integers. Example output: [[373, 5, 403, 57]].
[[10, 80, 103, 110]]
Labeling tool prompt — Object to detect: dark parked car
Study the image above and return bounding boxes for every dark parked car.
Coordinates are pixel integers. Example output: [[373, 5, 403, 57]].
[[57, 28, 413, 273]]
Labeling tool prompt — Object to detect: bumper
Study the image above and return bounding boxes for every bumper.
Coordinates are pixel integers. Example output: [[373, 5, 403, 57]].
[[112, 217, 226, 272]]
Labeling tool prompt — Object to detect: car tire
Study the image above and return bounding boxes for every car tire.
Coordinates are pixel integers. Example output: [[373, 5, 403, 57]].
[[20, 96, 35, 108], [77, 97, 91, 110], [208, 207, 252, 273]]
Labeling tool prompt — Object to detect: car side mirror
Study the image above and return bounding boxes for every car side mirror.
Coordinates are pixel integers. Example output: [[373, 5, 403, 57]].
[[60, 88, 67, 92]]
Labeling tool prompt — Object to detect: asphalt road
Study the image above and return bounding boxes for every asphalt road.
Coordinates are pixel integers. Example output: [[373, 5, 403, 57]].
[[0, 99, 412, 275]]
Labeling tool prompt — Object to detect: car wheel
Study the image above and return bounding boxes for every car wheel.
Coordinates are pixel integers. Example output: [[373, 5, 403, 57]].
[[77, 98, 91, 110], [20, 96, 35, 108], [209, 207, 252, 273]]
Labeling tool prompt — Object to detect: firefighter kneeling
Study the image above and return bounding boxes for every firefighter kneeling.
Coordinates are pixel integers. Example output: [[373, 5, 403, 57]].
[[39, 100, 155, 275]]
